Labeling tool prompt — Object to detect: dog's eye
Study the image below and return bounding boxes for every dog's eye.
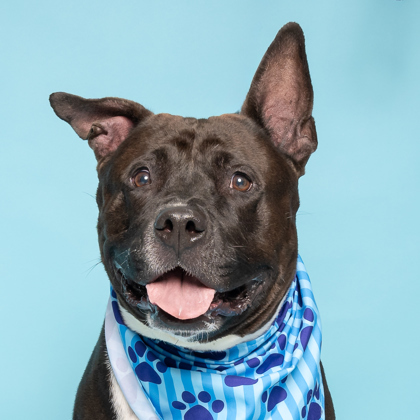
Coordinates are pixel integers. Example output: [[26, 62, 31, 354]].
[[132, 169, 151, 187], [230, 172, 252, 192]]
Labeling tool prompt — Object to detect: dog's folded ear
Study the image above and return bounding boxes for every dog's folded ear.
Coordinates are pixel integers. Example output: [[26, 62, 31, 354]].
[[49, 92, 152, 160], [241, 22, 317, 176]]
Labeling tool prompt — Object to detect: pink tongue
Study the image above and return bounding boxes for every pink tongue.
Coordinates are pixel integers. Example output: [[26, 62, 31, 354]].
[[146, 269, 215, 320]]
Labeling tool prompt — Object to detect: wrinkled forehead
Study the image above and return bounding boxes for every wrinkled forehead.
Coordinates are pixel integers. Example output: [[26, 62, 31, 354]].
[[113, 113, 274, 171]]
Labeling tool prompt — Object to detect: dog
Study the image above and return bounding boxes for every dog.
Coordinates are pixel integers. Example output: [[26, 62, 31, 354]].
[[50, 22, 334, 420]]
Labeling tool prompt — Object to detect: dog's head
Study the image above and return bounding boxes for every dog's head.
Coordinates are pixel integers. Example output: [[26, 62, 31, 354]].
[[50, 23, 316, 349]]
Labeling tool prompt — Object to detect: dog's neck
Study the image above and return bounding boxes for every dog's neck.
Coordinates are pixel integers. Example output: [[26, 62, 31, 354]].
[[118, 294, 287, 351], [106, 257, 325, 419]]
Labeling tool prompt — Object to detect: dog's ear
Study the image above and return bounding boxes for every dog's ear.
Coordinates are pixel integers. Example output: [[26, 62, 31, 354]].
[[241, 22, 316, 176], [49, 92, 152, 160]]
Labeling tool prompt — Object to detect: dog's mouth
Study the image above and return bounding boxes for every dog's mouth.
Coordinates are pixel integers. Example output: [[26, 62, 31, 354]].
[[114, 265, 263, 324]]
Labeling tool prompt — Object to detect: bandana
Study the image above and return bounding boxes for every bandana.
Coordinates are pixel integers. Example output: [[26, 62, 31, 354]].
[[105, 256, 325, 420]]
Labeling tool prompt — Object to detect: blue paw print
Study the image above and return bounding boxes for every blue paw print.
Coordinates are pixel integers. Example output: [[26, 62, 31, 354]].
[[172, 391, 225, 420], [300, 382, 322, 420]]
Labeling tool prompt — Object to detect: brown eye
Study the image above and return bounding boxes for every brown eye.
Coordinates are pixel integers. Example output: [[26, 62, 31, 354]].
[[230, 172, 252, 192], [132, 169, 151, 187]]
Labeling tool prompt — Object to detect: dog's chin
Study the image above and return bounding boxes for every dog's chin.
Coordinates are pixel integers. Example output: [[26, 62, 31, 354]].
[[113, 265, 267, 346]]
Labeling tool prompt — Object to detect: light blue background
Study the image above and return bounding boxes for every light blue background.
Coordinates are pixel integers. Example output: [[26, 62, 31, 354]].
[[1, 0, 419, 419]]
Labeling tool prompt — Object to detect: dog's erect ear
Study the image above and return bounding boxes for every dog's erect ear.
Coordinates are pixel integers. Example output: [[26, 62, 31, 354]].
[[49, 92, 152, 160], [241, 22, 317, 176]]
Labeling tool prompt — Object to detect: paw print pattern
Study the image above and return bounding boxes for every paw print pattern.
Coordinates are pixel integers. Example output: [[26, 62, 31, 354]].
[[172, 391, 225, 420], [300, 382, 322, 420], [127, 342, 168, 385], [261, 386, 287, 412]]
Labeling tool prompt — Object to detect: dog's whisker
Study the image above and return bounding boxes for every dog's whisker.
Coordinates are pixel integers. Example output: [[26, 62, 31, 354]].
[[83, 191, 96, 200], [83, 257, 102, 264], [84, 261, 102, 277]]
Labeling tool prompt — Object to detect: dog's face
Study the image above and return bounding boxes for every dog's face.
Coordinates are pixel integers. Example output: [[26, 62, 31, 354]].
[[96, 113, 300, 342], [50, 23, 317, 347]]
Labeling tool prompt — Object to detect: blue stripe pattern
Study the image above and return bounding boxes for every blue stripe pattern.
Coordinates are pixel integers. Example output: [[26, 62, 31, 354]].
[[109, 256, 325, 419]]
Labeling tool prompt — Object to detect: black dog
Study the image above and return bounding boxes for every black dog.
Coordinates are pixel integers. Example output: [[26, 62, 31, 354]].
[[50, 22, 334, 420]]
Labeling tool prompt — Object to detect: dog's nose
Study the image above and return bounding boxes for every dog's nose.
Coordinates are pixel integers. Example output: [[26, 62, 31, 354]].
[[154, 206, 207, 253]]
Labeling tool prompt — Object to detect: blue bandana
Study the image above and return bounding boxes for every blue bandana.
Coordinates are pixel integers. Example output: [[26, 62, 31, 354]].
[[105, 256, 325, 420]]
